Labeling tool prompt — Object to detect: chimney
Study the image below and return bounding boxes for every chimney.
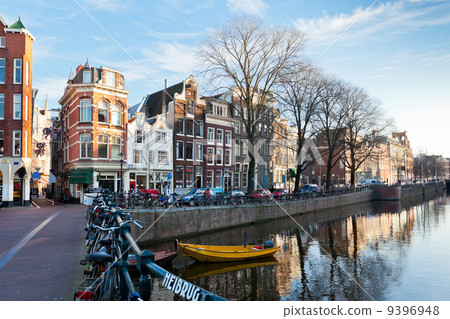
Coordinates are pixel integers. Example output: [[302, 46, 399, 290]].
[[76, 64, 83, 74], [164, 79, 168, 89]]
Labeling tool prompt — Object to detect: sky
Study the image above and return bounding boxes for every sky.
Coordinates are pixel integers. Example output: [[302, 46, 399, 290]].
[[1, 0, 449, 157]]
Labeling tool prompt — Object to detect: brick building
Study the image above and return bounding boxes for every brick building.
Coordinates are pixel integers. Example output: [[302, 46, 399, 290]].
[[59, 60, 128, 203], [0, 15, 34, 207]]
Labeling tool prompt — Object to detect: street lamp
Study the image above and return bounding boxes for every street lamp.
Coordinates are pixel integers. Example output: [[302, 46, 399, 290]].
[[119, 152, 124, 193]]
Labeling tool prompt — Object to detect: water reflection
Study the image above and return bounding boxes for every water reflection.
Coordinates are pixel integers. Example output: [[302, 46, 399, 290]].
[[142, 191, 450, 301]]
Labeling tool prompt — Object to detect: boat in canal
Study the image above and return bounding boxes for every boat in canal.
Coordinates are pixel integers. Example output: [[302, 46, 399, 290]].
[[128, 249, 177, 267], [176, 236, 279, 263]]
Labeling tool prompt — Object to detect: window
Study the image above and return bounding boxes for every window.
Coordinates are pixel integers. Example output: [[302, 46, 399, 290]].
[[213, 103, 227, 117], [13, 130, 21, 156], [80, 134, 92, 158], [156, 131, 166, 143], [225, 131, 232, 146], [98, 135, 108, 159], [14, 59, 22, 84], [234, 164, 240, 189], [98, 101, 108, 123], [196, 120, 203, 137], [207, 128, 214, 144], [243, 142, 248, 157], [235, 139, 241, 156], [176, 166, 184, 188], [0, 130, 4, 157], [134, 149, 141, 164], [80, 99, 91, 122], [158, 151, 168, 164], [216, 149, 223, 165], [187, 100, 194, 115], [83, 70, 91, 83], [136, 130, 144, 143], [111, 136, 121, 159], [111, 104, 121, 125], [217, 129, 223, 145], [148, 150, 154, 165], [196, 143, 203, 161], [215, 170, 223, 188], [106, 71, 115, 87], [25, 96, 28, 121], [186, 167, 194, 186], [186, 119, 194, 136], [243, 164, 248, 188], [25, 60, 29, 86], [13, 94, 21, 120], [0, 58, 4, 84], [176, 117, 184, 135], [206, 170, 213, 187], [225, 150, 231, 166], [207, 148, 214, 164], [0, 36, 5, 48], [176, 141, 184, 159], [0, 94, 4, 120], [186, 142, 193, 160], [234, 121, 240, 134]]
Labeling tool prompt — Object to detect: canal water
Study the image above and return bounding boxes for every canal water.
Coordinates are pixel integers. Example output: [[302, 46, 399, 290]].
[[141, 190, 450, 301]]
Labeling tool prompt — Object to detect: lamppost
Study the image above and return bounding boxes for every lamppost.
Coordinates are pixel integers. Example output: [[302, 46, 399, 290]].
[[119, 152, 124, 193]]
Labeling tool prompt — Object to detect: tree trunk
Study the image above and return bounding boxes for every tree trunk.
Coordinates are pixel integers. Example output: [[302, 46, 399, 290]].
[[247, 156, 256, 194]]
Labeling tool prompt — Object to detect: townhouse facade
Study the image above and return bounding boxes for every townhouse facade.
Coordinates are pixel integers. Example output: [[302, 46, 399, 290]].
[[0, 16, 34, 207], [59, 60, 128, 203], [126, 112, 173, 193]]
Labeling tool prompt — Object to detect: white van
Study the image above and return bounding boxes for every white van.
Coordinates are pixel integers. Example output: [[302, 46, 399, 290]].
[[362, 179, 384, 186]]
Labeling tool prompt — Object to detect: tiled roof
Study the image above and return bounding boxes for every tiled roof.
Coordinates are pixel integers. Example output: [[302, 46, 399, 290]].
[[9, 17, 26, 29]]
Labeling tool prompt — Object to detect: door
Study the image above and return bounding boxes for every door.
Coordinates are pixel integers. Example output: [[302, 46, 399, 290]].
[[13, 179, 23, 206]]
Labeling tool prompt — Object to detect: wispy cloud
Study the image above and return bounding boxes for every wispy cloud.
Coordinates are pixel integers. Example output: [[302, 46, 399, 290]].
[[33, 76, 68, 104], [226, 0, 269, 17], [293, 0, 450, 44]]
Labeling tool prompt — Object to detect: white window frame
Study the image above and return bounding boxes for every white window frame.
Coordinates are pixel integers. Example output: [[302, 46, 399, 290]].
[[0, 58, 4, 84], [0, 130, 4, 157], [176, 141, 184, 160], [136, 130, 144, 144], [196, 143, 203, 162], [111, 104, 121, 125], [207, 147, 214, 165], [83, 70, 91, 83], [216, 148, 223, 166], [156, 131, 166, 143], [97, 101, 109, 123], [0, 36, 5, 48], [196, 120, 203, 137], [216, 129, 223, 145], [134, 149, 142, 164], [225, 130, 232, 146], [80, 99, 92, 122], [25, 95, 28, 121], [106, 71, 115, 87], [13, 59, 22, 84], [158, 151, 168, 164], [186, 141, 194, 161], [80, 133, 92, 158], [186, 118, 194, 137], [176, 117, 185, 135], [25, 60, 29, 86], [13, 130, 21, 156], [206, 170, 214, 188], [207, 128, 214, 144], [225, 149, 231, 166], [98, 135, 109, 159], [111, 136, 121, 160], [13, 94, 21, 120], [235, 138, 241, 156], [0, 93, 4, 120]]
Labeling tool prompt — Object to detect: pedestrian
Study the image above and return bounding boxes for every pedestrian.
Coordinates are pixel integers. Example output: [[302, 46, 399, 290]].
[[204, 187, 212, 206]]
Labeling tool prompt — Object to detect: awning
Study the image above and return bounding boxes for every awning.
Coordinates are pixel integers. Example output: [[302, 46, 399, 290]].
[[49, 172, 57, 183], [39, 175, 49, 184], [69, 168, 93, 184], [289, 168, 296, 178]]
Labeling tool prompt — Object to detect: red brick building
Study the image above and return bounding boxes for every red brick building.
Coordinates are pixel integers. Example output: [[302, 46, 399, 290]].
[[0, 15, 34, 206], [59, 60, 128, 202]]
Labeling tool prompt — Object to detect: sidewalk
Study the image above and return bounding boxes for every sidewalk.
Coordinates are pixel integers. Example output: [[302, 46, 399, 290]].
[[0, 197, 87, 301]]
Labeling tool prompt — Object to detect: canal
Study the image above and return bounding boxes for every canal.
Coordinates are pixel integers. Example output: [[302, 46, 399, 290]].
[[140, 190, 450, 301]]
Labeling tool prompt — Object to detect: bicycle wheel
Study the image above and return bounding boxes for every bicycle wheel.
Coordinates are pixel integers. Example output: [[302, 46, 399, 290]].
[[101, 263, 119, 301]]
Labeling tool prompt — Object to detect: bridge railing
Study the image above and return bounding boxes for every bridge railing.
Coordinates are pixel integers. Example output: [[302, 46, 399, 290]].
[[113, 212, 227, 301]]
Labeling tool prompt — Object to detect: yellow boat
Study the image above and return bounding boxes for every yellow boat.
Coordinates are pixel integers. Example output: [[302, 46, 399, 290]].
[[176, 236, 279, 263]]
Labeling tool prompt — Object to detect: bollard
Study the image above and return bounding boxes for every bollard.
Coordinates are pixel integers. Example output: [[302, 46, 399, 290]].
[[52, 199, 54, 207]]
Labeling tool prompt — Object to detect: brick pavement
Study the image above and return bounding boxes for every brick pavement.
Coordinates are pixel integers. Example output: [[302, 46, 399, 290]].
[[0, 197, 87, 301]]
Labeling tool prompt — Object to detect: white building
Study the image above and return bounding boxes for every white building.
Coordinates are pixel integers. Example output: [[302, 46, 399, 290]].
[[126, 112, 173, 193]]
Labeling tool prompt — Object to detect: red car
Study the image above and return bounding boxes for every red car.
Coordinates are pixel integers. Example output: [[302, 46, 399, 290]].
[[253, 189, 272, 199], [272, 188, 291, 199]]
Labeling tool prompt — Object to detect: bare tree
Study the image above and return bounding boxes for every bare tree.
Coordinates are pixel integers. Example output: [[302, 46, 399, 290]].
[[315, 77, 347, 191], [197, 16, 306, 192], [277, 64, 324, 192], [340, 85, 390, 185]]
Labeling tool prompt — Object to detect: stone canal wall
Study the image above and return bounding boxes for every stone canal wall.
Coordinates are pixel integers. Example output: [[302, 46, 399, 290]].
[[129, 190, 373, 245], [401, 183, 445, 199]]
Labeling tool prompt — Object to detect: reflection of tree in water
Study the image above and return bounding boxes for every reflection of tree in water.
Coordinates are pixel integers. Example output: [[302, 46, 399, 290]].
[[280, 207, 415, 301]]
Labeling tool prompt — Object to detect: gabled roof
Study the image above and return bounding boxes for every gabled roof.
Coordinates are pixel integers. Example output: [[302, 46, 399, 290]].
[[9, 17, 26, 29], [0, 14, 7, 27], [143, 81, 184, 117]]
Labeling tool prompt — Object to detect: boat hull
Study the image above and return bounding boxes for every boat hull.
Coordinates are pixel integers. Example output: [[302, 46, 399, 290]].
[[177, 241, 279, 263]]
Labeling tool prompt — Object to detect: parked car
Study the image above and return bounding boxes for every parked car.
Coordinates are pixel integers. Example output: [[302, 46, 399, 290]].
[[361, 179, 385, 186], [253, 189, 272, 200], [181, 188, 216, 206], [216, 190, 247, 205], [297, 184, 321, 196], [271, 188, 291, 199]]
